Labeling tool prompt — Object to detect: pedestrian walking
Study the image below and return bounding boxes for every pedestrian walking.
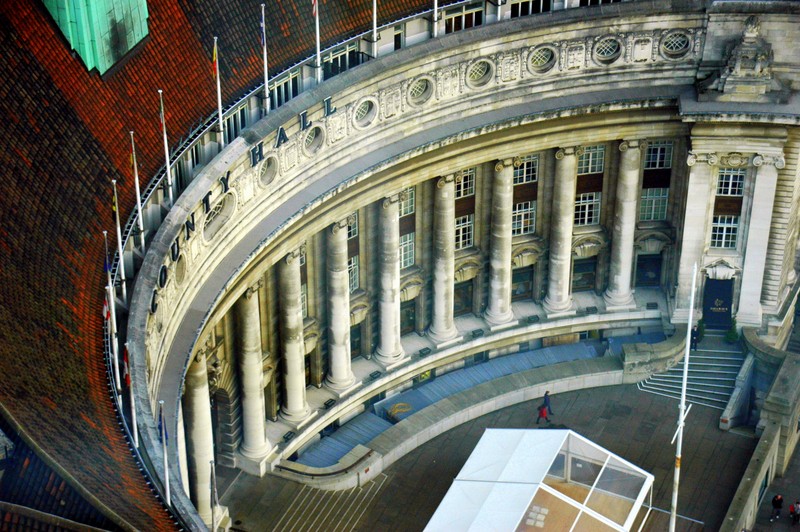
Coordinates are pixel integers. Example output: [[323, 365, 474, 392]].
[[536, 404, 550, 425], [771, 494, 784, 522], [544, 391, 554, 416], [690, 325, 699, 350], [792, 500, 800, 525]]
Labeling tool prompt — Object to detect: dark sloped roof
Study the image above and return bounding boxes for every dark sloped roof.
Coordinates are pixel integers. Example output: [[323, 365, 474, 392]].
[[0, 0, 442, 528]]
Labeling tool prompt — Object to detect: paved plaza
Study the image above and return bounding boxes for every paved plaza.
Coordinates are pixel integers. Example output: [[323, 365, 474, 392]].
[[220, 383, 765, 531]]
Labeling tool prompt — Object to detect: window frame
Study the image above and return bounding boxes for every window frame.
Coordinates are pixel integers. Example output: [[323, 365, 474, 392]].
[[639, 187, 669, 222], [514, 155, 539, 185], [717, 168, 745, 197], [456, 168, 476, 199], [512, 201, 537, 235], [577, 145, 605, 175], [455, 214, 475, 250], [400, 232, 415, 269], [710, 215, 739, 249], [574, 192, 602, 226]]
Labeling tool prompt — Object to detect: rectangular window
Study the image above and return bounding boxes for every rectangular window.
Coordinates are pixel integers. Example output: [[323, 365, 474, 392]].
[[711, 216, 739, 248], [717, 168, 745, 196], [300, 283, 308, 319], [399, 187, 415, 217], [191, 143, 203, 170], [393, 25, 404, 51], [513, 155, 539, 185], [575, 192, 601, 226], [445, 4, 483, 34], [456, 168, 476, 198], [455, 214, 474, 250], [577, 145, 605, 175], [510, 0, 552, 17], [270, 69, 300, 110], [400, 232, 415, 269], [323, 43, 364, 79], [348, 255, 360, 292], [347, 212, 358, 239], [639, 188, 669, 221], [298, 246, 306, 266], [512, 201, 536, 235], [645, 141, 673, 169]]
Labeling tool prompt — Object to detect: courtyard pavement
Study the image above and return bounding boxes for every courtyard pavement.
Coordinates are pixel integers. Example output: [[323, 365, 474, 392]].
[[220, 383, 766, 531]]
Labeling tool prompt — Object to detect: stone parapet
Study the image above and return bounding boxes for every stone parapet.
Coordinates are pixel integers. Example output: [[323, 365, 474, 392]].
[[621, 325, 686, 383]]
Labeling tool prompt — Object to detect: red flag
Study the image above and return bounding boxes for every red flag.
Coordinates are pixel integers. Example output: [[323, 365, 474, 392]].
[[312, 0, 317, 18], [123, 346, 131, 387], [103, 295, 110, 321], [212, 39, 218, 77]]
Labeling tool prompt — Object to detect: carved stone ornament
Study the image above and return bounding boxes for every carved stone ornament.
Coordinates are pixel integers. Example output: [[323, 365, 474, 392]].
[[686, 152, 719, 167], [634, 231, 672, 255], [383, 189, 408, 208], [285, 243, 306, 264], [454, 257, 482, 282], [696, 16, 790, 104], [706, 260, 738, 280], [555, 146, 584, 159], [399, 274, 423, 302], [572, 232, 608, 258], [244, 278, 264, 299], [512, 239, 545, 268], [719, 152, 748, 167], [331, 214, 355, 234], [753, 153, 786, 169], [350, 301, 369, 326], [619, 139, 647, 152], [437, 174, 455, 188]]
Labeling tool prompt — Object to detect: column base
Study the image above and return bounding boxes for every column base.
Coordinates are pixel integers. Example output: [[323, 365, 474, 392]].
[[543, 296, 575, 318], [324, 377, 362, 398], [483, 306, 515, 327], [280, 409, 319, 431], [427, 325, 459, 346], [489, 320, 519, 333], [603, 290, 636, 311], [374, 350, 411, 371], [237, 446, 274, 477], [736, 305, 763, 329], [280, 404, 313, 426]]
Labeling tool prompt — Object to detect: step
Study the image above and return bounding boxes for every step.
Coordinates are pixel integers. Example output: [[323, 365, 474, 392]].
[[640, 382, 734, 400], [636, 384, 726, 411], [648, 377, 734, 391]]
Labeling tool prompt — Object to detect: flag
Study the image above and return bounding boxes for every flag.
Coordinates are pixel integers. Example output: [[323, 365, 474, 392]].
[[103, 295, 110, 321], [312, 0, 317, 18], [158, 403, 169, 444], [212, 39, 218, 77], [260, 18, 266, 48], [123, 346, 131, 387], [111, 187, 117, 220], [104, 255, 110, 274]]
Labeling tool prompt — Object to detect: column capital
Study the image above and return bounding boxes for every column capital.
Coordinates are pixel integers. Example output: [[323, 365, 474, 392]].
[[619, 139, 647, 152], [331, 214, 356, 234], [437, 174, 456, 188], [382, 189, 408, 208], [753, 153, 786, 169], [555, 146, 584, 159], [285, 243, 306, 264], [494, 157, 522, 172], [686, 151, 719, 167], [244, 278, 264, 299]]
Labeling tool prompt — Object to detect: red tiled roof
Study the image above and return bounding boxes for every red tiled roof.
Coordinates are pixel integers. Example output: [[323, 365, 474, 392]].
[[0, 0, 442, 528]]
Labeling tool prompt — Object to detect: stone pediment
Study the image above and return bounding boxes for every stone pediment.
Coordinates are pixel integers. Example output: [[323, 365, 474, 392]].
[[704, 258, 740, 280], [697, 16, 790, 104]]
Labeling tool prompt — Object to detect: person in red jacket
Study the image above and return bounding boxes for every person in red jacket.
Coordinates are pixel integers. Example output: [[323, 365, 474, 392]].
[[536, 404, 550, 425]]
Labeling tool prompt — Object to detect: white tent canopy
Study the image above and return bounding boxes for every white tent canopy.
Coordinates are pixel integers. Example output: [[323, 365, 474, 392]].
[[425, 429, 654, 532]]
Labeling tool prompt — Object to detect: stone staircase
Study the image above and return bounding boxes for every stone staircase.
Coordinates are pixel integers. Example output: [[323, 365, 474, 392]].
[[637, 332, 745, 410]]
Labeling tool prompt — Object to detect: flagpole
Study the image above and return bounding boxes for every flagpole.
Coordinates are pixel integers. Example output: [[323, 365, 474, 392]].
[[372, 0, 378, 58], [261, 4, 270, 115], [669, 262, 697, 532], [211, 459, 218, 532], [107, 283, 122, 394], [111, 179, 128, 303], [314, 0, 322, 84], [159, 400, 171, 507], [158, 90, 174, 206], [214, 37, 225, 148], [103, 230, 112, 288], [125, 342, 139, 448], [432, 0, 438, 38], [129, 131, 146, 253]]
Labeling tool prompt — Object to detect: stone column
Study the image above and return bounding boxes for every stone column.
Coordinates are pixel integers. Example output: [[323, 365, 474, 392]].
[[544, 146, 581, 316], [375, 193, 406, 367], [737, 152, 785, 327], [235, 280, 270, 466], [183, 350, 214, 524], [485, 159, 516, 326], [278, 247, 310, 423], [428, 174, 459, 344], [326, 217, 356, 392], [604, 140, 644, 310], [673, 151, 718, 322]]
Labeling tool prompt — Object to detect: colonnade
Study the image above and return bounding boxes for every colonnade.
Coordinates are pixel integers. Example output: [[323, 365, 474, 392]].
[[181, 137, 657, 514]]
